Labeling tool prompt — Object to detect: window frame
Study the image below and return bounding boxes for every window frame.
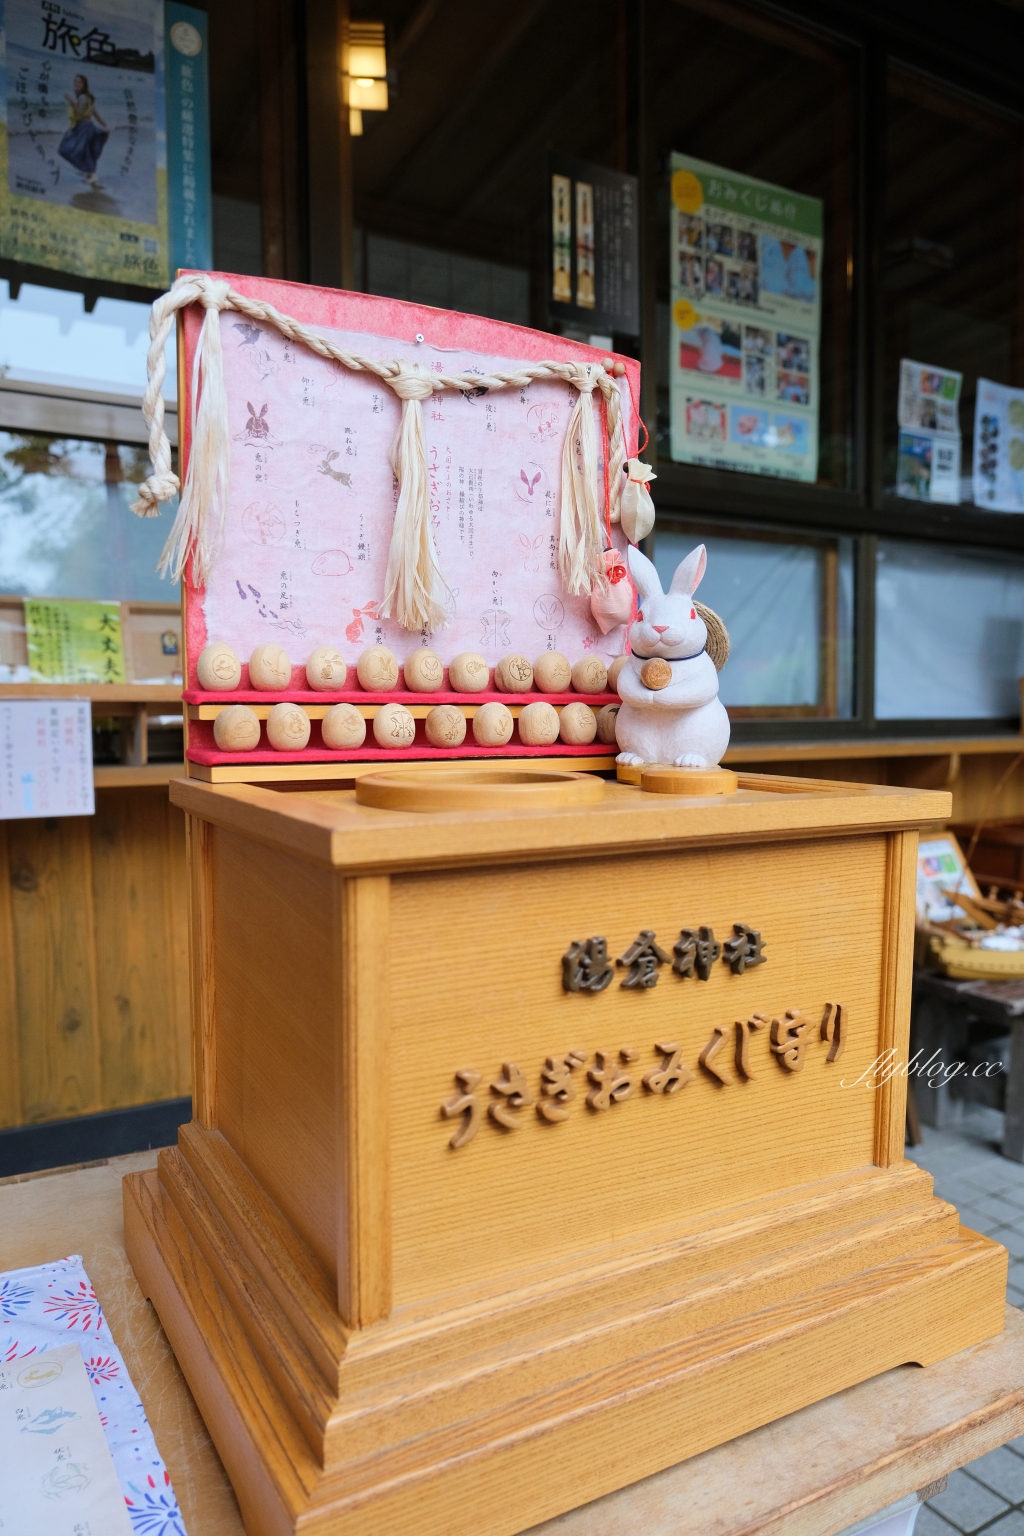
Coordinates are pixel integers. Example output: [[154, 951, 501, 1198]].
[[640, 0, 1024, 743]]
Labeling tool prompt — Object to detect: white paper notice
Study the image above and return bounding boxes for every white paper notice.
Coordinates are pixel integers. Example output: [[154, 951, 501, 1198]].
[[0, 1343, 133, 1536], [0, 700, 94, 820]]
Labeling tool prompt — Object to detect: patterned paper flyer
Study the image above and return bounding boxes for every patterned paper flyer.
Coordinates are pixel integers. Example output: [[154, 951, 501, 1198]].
[[0, 1255, 186, 1534]]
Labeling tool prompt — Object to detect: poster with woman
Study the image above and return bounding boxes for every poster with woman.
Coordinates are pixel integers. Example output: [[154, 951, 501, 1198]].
[[0, 0, 168, 284]]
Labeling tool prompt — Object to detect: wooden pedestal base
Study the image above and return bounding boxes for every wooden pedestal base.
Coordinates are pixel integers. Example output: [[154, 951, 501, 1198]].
[[124, 1125, 1006, 1536]]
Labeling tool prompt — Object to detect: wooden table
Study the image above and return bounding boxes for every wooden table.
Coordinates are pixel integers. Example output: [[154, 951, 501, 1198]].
[[912, 969, 1024, 1160], [2, 1152, 1023, 1536]]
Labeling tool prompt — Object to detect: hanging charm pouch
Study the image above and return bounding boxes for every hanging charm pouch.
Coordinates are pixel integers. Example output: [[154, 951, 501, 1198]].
[[620, 457, 656, 544], [591, 547, 633, 634]]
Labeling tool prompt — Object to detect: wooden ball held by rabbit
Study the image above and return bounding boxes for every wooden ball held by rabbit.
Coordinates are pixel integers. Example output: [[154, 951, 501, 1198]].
[[613, 543, 730, 771]]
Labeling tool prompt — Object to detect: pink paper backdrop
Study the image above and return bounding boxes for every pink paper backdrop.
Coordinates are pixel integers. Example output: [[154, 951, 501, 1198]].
[[178, 276, 641, 687]]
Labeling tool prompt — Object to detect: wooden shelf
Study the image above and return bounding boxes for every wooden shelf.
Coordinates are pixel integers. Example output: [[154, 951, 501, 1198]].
[[0, 683, 181, 703], [724, 736, 1024, 763], [93, 763, 186, 788]]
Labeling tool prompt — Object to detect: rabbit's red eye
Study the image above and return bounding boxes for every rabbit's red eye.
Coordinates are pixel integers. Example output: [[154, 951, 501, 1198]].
[[690, 608, 696, 619]]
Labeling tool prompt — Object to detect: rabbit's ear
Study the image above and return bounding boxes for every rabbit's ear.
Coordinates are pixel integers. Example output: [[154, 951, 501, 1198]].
[[627, 544, 663, 602], [670, 544, 707, 596], [519, 534, 530, 548], [247, 402, 256, 415]]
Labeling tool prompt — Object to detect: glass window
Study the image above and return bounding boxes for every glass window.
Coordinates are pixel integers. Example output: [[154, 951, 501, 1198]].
[[875, 539, 1024, 720], [0, 432, 174, 603], [351, 2, 626, 336], [654, 527, 854, 717], [884, 71, 1024, 503], [0, 282, 175, 399], [650, 0, 856, 488]]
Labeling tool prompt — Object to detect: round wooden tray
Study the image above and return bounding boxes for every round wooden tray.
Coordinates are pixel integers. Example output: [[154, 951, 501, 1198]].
[[354, 766, 606, 812]]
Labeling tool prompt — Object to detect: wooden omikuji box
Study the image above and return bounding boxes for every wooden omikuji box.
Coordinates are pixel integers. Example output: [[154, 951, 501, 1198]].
[[123, 769, 1008, 1536]]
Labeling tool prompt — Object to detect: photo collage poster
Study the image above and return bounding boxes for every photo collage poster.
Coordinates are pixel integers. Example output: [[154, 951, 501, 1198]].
[[0, 0, 211, 287], [669, 152, 822, 483], [974, 378, 1024, 514], [896, 359, 962, 504]]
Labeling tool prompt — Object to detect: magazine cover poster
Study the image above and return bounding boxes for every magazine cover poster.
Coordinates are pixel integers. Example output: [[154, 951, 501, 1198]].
[[0, 0, 167, 285]]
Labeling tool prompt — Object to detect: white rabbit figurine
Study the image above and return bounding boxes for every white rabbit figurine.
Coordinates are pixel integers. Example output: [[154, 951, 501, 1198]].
[[615, 543, 730, 769]]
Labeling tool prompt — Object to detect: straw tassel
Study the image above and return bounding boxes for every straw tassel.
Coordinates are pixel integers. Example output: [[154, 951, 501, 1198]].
[[379, 364, 451, 633], [558, 364, 606, 596]]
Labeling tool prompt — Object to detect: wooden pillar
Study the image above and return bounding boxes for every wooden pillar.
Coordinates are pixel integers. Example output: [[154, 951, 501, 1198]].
[[305, 0, 354, 291], [258, 0, 307, 280]]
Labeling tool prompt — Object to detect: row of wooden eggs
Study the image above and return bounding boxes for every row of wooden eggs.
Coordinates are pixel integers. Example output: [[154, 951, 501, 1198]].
[[197, 642, 623, 696], [213, 699, 621, 752]]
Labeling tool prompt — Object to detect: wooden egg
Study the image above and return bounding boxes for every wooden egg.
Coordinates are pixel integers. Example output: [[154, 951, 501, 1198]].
[[357, 645, 400, 691], [448, 651, 490, 692], [640, 657, 673, 691], [559, 702, 598, 745], [571, 656, 609, 694], [533, 651, 572, 692], [518, 701, 560, 746], [607, 654, 628, 694], [197, 642, 241, 691], [321, 703, 366, 749], [425, 704, 467, 748], [249, 642, 292, 691], [213, 704, 261, 751], [266, 702, 311, 751], [596, 703, 620, 744], [472, 701, 514, 746], [495, 654, 534, 693], [305, 646, 347, 691], [373, 702, 416, 748], [404, 648, 445, 692]]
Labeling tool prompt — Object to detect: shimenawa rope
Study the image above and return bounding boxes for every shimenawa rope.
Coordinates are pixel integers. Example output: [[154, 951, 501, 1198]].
[[133, 273, 629, 632]]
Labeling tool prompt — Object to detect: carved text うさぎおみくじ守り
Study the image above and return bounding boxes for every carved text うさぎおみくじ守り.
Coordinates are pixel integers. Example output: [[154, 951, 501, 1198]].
[[440, 1003, 845, 1149]]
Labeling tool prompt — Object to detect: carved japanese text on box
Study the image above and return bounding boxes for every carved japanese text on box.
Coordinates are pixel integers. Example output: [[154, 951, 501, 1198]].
[[441, 1001, 846, 1149], [562, 924, 766, 992]]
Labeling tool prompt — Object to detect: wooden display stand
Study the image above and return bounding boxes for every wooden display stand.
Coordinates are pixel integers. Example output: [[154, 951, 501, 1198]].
[[124, 769, 1007, 1536]]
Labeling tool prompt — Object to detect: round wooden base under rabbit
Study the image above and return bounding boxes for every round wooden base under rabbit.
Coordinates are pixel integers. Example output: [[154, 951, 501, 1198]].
[[448, 652, 490, 692], [640, 658, 673, 690], [404, 649, 444, 692], [306, 646, 347, 691], [358, 645, 399, 691], [197, 642, 241, 690], [472, 702, 513, 746], [321, 703, 366, 749], [640, 765, 738, 796], [571, 656, 608, 694], [595, 703, 619, 744], [425, 705, 466, 747], [607, 655, 628, 694], [518, 701, 560, 746], [615, 761, 645, 786], [495, 654, 533, 692], [532, 651, 571, 692], [267, 702, 311, 751], [249, 643, 292, 690], [373, 702, 416, 748], [213, 705, 261, 752], [559, 702, 597, 745]]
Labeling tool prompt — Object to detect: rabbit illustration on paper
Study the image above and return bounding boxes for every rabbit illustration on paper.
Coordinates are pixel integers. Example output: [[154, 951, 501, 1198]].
[[614, 543, 730, 769]]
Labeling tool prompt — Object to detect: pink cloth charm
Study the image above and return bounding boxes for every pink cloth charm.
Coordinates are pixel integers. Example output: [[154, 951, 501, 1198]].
[[591, 548, 633, 634]]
